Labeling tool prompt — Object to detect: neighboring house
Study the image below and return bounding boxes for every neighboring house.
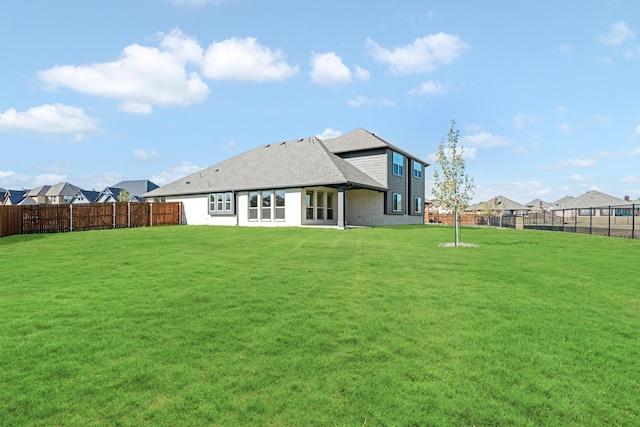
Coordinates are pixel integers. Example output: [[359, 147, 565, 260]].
[[525, 198, 551, 213], [112, 180, 159, 198], [46, 182, 83, 204], [2, 189, 29, 205], [96, 187, 145, 202], [143, 128, 427, 228], [71, 189, 101, 204], [486, 195, 529, 216], [24, 185, 51, 204], [550, 195, 574, 211], [557, 190, 630, 217]]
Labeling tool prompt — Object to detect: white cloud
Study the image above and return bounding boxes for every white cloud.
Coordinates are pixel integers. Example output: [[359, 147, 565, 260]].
[[570, 174, 587, 182], [408, 80, 449, 96], [202, 37, 299, 81], [354, 66, 370, 82], [547, 158, 596, 170], [119, 103, 153, 114], [133, 149, 159, 160], [150, 161, 202, 186], [461, 132, 513, 148], [599, 21, 636, 46], [365, 33, 467, 74], [557, 106, 567, 114], [512, 113, 535, 129], [620, 176, 640, 183], [598, 147, 640, 158], [0, 103, 100, 140], [347, 96, 395, 107], [309, 52, 352, 88], [225, 139, 236, 152], [594, 114, 611, 124], [317, 128, 342, 139], [555, 123, 571, 133], [555, 43, 574, 53], [38, 28, 209, 113]]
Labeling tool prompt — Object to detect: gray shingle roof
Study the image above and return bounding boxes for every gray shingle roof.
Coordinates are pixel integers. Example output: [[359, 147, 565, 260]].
[[322, 128, 429, 165], [46, 182, 83, 196], [28, 185, 51, 197], [560, 190, 628, 209], [112, 180, 159, 196], [144, 136, 387, 198]]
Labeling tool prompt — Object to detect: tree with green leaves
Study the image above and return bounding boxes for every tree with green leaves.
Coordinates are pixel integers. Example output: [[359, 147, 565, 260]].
[[117, 189, 131, 202], [432, 119, 476, 246]]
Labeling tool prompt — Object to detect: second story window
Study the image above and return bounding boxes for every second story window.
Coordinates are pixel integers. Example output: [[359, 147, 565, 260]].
[[393, 152, 404, 176], [413, 161, 422, 179]]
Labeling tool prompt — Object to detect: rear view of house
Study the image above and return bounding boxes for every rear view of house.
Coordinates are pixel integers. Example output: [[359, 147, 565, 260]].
[[144, 128, 427, 228]]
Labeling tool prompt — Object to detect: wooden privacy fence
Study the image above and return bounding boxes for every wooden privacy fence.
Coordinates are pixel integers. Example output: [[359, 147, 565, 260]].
[[0, 202, 183, 238]]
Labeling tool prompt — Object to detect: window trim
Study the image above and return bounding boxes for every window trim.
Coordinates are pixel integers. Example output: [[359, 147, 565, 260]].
[[392, 193, 402, 212], [209, 192, 235, 215], [413, 161, 422, 179], [414, 196, 422, 214], [392, 152, 404, 176]]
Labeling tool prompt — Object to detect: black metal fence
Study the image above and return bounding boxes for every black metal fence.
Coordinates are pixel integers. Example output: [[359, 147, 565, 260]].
[[484, 203, 640, 239]]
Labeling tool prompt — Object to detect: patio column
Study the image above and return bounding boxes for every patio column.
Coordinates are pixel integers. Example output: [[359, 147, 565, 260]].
[[337, 185, 346, 229]]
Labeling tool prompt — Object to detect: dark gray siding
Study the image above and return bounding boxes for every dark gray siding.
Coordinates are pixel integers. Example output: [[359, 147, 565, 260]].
[[385, 149, 407, 214], [409, 159, 425, 216]]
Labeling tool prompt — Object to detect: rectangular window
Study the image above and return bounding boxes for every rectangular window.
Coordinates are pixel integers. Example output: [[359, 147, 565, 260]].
[[261, 190, 271, 220], [225, 193, 232, 211], [414, 196, 422, 213], [63, 195, 74, 203], [317, 191, 324, 220], [579, 208, 593, 216], [615, 208, 632, 216], [249, 191, 258, 220], [209, 192, 235, 214], [275, 189, 285, 220], [600, 208, 610, 216], [393, 193, 402, 212], [327, 193, 334, 220], [217, 193, 224, 211], [305, 190, 314, 220], [413, 161, 422, 179], [393, 152, 404, 176]]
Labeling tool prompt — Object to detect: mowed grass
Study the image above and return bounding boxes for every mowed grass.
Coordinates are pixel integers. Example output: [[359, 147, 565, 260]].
[[0, 225, 639, 426]]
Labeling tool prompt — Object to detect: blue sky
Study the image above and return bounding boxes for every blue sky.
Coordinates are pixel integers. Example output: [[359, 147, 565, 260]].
[[1, 0, 639, 203]]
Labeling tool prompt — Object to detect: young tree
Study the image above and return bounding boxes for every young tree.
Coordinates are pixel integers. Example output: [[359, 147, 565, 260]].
[[481, 199, 495, 226], [117, 189, 131, 202], [432, 119, 476, 246]]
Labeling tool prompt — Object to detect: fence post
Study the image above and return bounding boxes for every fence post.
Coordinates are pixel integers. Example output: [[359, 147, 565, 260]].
[[589, 208, 592, 235], [127, 202, 131, 228], [562, 209, 565, 233], [608, 205, 611, 237], [69, 204, 73, 232], [149, 202, 153, 227], [112, 202, 116, 229], [574, 208, 577, 233], [633, 204, 636, 239]]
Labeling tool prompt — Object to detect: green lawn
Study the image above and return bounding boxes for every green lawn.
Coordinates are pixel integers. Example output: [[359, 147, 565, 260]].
[[0, 225, 638, 426]]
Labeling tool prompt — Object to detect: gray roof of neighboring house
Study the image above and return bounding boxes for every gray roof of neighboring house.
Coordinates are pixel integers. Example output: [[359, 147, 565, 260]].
[[525, 198, 551, 210], [5, 189, 29, 205], [75, 190, 101, 202], [112, 180, 159, 196], [551, 196, 574, 209], [322, 128, 429, 165], [490, 195, 528, 211], [46, 182, 83, 196], [27, 185, 51, 197], [144, 136, 387, 198], [560, 190, 628, 209]]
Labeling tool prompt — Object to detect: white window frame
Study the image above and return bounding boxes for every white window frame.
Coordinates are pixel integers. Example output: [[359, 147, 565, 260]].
[[393, 193, 402, 212], [209, 192, 235, 215], [413, 161, 422, 179], [393, 152, 404, 176]]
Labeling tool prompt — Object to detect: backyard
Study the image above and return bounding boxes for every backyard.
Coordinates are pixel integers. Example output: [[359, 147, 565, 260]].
[[0, 225, 638, 425]]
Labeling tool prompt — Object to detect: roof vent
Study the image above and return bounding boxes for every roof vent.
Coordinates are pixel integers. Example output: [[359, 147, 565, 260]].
[[264, 144, 271, 148], [214, 169, 220, 172], [185, 181, 191, 185]]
